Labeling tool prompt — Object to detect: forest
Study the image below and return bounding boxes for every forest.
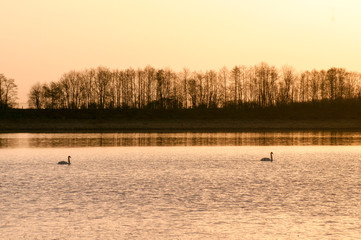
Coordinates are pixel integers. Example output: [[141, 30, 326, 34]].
[[27, 62, 361, 111]]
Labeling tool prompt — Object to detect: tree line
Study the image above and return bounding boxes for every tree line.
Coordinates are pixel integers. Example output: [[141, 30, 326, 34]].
[[0, 74, 18, 109], [26, 63, 361, 110]]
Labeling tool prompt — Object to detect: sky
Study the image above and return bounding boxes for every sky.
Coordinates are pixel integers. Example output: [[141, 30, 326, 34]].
[[1, 0, 361, 106]]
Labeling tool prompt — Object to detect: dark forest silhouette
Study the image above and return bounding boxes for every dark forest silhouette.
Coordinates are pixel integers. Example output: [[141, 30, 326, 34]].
[[2, 62, 361, 132], [27, 63, 361, 111]]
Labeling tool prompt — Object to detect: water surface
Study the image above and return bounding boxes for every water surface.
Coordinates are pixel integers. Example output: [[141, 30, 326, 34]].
[[1, 133, 360, 239]]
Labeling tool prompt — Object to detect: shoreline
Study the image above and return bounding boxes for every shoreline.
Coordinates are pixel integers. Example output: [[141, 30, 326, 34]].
[[1, 119, 361, 133]]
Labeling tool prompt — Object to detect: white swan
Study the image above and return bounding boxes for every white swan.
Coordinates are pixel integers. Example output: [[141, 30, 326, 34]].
[[260, 152, 273, 162], [58, 156, 71, 165]]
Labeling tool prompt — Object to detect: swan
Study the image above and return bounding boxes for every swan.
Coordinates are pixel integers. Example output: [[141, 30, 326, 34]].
[[58, 156, 71, 165], [260, 152, 273, 162]]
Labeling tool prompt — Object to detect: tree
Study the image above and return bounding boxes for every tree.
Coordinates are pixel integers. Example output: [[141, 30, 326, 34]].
[[144, 65, 156, 107], [0, 74, 4, 107], [28, 83, 44, 109], [310, 70, 320, 101], [231, 66, 240, 105], [0, 74, 18, 109], [205, 70, 218, 108], [254, 62, 278, 107], [84, 68, 96, 108], [279, 65, 297, 104], [156, 69, 165, 109], [326, 68, 337, 100], [95, 67, 112, 109], [47, 81, 63, 109], [181, 68, 190, 108], [195, 71, 206, 107], [218, 66, 229, 107]]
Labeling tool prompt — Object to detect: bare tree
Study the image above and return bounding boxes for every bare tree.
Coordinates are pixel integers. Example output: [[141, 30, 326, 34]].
[[0, 75, 18, 109], [188, 77, 198, 108], [231, 66, 240, 105], [254, 62, 278, 107], [218, 66, 229, 107], [279, 65, 297, 104], [194, 71, 206, 107], [344, 72, 359, 98], [94, 67, 112, 109], [326, 68, 337, 100], [136, 68, 145, 109], [0, 74, 4, 107], [144, 65, 156, 107], [181, 68, 190, 108], [28, 83, 44, 109], [336, 68, 346, 99]]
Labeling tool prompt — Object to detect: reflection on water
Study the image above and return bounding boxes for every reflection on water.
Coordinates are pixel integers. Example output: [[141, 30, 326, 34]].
[[1, 132, 361, 148]]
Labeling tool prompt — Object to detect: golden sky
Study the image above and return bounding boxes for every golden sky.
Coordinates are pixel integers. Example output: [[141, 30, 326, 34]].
[[1, 0, 361, 105]]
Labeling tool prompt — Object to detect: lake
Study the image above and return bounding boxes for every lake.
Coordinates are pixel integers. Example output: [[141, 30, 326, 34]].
[[1, 132, 361, 239]]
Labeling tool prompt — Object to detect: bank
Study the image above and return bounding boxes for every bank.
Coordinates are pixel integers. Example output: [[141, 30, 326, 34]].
[[1, 106, 361, 133], [1, 118, 361, 133]]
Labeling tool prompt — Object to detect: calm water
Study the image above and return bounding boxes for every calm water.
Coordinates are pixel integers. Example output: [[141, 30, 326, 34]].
[[1, 133, 361, 239]]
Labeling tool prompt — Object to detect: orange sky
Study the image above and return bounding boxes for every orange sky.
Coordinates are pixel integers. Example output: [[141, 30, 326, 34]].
[[1, 0, 361, 106]]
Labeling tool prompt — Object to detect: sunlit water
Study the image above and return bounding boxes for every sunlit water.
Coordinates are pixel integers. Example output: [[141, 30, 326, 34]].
[[1, 133, 361, 239]]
